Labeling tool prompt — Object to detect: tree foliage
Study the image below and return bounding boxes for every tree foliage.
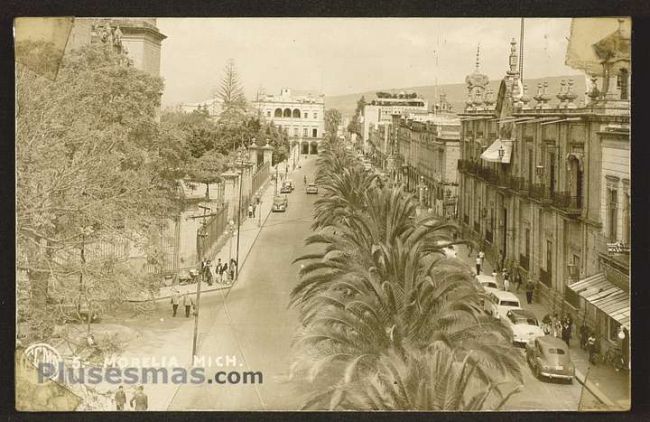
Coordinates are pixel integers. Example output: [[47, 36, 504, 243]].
[[289, 140, 522, 410], [216, 59, 247, 126], [16, 44, 180, 341]]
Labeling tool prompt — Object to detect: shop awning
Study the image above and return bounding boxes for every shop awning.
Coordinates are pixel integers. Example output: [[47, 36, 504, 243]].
[[568, 273, 630, 330], [480, 139, 513, 163]]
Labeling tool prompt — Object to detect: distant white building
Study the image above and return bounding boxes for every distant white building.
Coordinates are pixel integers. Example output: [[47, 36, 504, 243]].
[[362, 91, 429, 153], [177, 97, 224, 119], [252, 88, 325, 154]]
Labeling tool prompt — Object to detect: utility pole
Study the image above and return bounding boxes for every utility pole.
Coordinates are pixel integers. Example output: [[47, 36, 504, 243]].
[[274, 165, 279, 195], [235, 146, 244, 281], [191, 227, 208, 365]]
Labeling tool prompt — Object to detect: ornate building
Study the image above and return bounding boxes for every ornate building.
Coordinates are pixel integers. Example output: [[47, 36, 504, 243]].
[[457, 23, 630, 359], [253, 88, 325, 155]]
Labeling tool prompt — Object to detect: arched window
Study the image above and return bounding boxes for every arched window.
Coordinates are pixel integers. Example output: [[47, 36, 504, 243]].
[[283, 108, 291, 118], [292, 109, 301, 118], [618, 68, 629, 100], [274, 108, 282, 118]]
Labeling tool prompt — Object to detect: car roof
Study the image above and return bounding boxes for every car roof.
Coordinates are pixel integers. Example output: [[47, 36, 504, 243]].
[[490, 290, 519, 300], [507, 309, 537, 319], [536, 335, 569, 348], [476, 274, 497, 283]]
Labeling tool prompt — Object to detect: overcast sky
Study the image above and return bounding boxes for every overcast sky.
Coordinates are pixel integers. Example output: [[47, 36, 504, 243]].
[[158, 18, 582, 107]]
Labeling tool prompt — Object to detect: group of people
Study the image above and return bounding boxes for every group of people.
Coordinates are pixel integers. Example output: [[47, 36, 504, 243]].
[[114, 385, 148, 411], [170, 289, 196, 317], [542, 312, 574, 345], [199, 257, 237, 286]]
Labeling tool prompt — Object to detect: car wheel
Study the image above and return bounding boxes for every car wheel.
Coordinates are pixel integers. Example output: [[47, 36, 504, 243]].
[[568, 377, 574, 385]]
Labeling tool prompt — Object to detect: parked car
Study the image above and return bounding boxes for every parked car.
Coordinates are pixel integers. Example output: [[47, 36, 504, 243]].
[[484, 290, 521, 319], [504, 309, 545, 346], [306, 183, 318, 194], [476, 274, 499, 292], [285, 179, 295, 190], [272, 195, 288, 212], [526, 335, 575, 383], [280, 183, 292, 194]]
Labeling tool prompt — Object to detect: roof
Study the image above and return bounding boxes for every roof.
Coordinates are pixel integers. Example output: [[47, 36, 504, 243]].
[[508, 308, 537, 319], [568, 272, 629, 330], [536, 335, 569, 349]]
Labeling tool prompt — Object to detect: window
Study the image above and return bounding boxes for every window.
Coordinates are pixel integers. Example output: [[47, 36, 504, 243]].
[[313, 112, 318, 119], [266, 111, 271, 117], [525, 228, 530, 258], [546, 240, 552, 273], [624, 191, 630, 244], [303, 128, 308, 137], [304, 112, 308, 119], [312, 128, 318, 138], [528, 149, 533, 182], [293, 127, 298, 137], [609, 318, 621, 342], [274, 108, 282, 118], [608, 187, 618, 241]]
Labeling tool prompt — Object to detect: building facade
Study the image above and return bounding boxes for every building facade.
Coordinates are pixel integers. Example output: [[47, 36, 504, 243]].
[[457, 29, 630, 357], [253, 88, 325, 155], [362, 92, 429, 153]]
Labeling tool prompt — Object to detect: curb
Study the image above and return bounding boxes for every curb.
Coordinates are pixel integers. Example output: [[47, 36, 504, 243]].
[[574, 367, 621, 410]]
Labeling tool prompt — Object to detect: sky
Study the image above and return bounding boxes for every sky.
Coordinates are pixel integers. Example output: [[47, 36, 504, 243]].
[[157, 18, 582, 107]]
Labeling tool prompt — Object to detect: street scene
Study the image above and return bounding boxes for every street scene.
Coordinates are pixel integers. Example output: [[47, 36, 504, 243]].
[[15, 17, 630, 412]]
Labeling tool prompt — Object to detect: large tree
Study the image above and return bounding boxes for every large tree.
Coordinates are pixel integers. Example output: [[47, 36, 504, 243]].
[[216, 59, 247, 126], [16, 43, 180, 340], [324, 108, 342, 141]]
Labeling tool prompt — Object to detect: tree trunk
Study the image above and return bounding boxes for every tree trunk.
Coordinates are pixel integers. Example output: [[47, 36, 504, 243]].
[[27, 240, 52, 341]]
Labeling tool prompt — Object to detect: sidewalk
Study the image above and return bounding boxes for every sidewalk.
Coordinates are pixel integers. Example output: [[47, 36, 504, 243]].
[[127, 159, 295, 303], [455, 244, 630, 410]]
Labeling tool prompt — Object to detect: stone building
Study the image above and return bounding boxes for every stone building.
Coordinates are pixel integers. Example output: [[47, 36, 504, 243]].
[[457, 22, 630, 358], [252, 88, 325, 155]]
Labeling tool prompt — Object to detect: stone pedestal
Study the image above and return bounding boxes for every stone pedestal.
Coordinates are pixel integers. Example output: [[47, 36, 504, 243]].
[[221, 170, 239, 222], [262, 143, 274, 166]]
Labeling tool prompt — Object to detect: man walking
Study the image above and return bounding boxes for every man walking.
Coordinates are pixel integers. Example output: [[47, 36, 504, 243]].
[[215, 259, 224, 283], [475, 256, 482, 275], [182, 292, 192, 318], [248, 204, 254, 218], [130, 385, 148, 411], [115, 386, 126, 410], [230, 258, 238, 281], [478, 250, 485, 267], [204, 260, 213, 286], [170, 288, 180, 317], [503, 270, 510, 292], [525, 279, 535, 304]]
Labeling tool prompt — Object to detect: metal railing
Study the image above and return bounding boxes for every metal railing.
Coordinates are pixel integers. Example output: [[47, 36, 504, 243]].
[[550, 191, 582, 212], [197, 204, 229, 260]]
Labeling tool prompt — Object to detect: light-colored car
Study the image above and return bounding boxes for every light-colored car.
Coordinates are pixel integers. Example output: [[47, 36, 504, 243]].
[[526, 335, 575, 383], [504, 309, 545, 346], [484, 290, 521, 319], [280, 182, 292, 194], [476, 274, 499, 292], [306, 183, 318, 194]]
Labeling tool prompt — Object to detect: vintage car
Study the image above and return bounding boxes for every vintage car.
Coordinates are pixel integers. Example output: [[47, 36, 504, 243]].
[[306, 183, 318, 194], [484, 290, 522, 320], [272, 195, 288, 212], [526, 335, 575, 383], [285, 179, 295, 190], [476, 274, 499, 293], [280, 182, 292, 194], [504, 309, 545, 346]]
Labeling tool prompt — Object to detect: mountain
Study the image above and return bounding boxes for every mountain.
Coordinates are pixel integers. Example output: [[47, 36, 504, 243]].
[[325, 75, 586, 117]]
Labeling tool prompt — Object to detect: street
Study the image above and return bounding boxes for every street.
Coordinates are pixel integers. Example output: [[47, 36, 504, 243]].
[[166, 156, 318, 410]]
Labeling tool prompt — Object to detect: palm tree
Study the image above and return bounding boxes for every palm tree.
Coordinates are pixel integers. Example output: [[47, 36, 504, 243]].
[[289, 143, 522, 410]]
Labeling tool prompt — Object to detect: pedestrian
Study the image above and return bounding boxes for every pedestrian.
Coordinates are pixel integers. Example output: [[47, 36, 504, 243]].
[[587, 332, 598, 365], [115, 386, 127, 410], [553, 313, 562, 338], [230, 258, 238, 280], [170, 288, 180, 317], [221, 262, 229, 283], [215, 259, 223, 283], [562, 316, 572, 346], [304, 175, 307, 184], [204, 260, 213, 286], [513, 268, 521, 292], [252, 203, 256, 218], [248, 204, 253, 218], [503, 270, 510, 292], [475, 256, 482, 275], [478, 250, 485, 267], [130, 385, 148, 410], [525, 279, 534, 304], [182, 292, 192, 318], [542, 314, 552, 335]]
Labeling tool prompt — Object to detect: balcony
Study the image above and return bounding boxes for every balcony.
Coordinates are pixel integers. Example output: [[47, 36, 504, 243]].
[[529, 183, 551, 202], [519, 254, 530, 271], [539, 267, 551, 287], [550, 191, 582, 215]]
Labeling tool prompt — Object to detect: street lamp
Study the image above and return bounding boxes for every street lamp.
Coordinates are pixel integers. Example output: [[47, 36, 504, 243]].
[[234, 145, 247, 282], [535, 164, 545, 178]]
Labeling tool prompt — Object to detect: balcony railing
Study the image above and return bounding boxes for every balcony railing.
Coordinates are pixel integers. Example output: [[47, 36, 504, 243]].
[[550, 191, 582, 214], [529, 183, 550, 201], [539, 267, 551, 287], [519, 254, 530, 271]]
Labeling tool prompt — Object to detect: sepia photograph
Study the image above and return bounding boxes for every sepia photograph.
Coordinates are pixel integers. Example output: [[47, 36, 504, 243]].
[[14, 16, 631, 412]]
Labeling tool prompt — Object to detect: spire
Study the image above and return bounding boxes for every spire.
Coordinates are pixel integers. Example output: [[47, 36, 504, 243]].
[[475, 43, 481, 72], [508, 37, 518, 76]]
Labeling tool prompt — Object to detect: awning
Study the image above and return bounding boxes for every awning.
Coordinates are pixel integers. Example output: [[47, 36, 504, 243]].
[[480, 139, 513, 163], [568, 272, 629, 330]]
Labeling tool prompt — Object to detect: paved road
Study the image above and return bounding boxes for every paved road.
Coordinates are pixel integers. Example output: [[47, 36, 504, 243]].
[[166, 156, 318, 410]]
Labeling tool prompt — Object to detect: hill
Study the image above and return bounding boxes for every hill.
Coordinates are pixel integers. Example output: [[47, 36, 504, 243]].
[[325, 75, 586, 117]]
